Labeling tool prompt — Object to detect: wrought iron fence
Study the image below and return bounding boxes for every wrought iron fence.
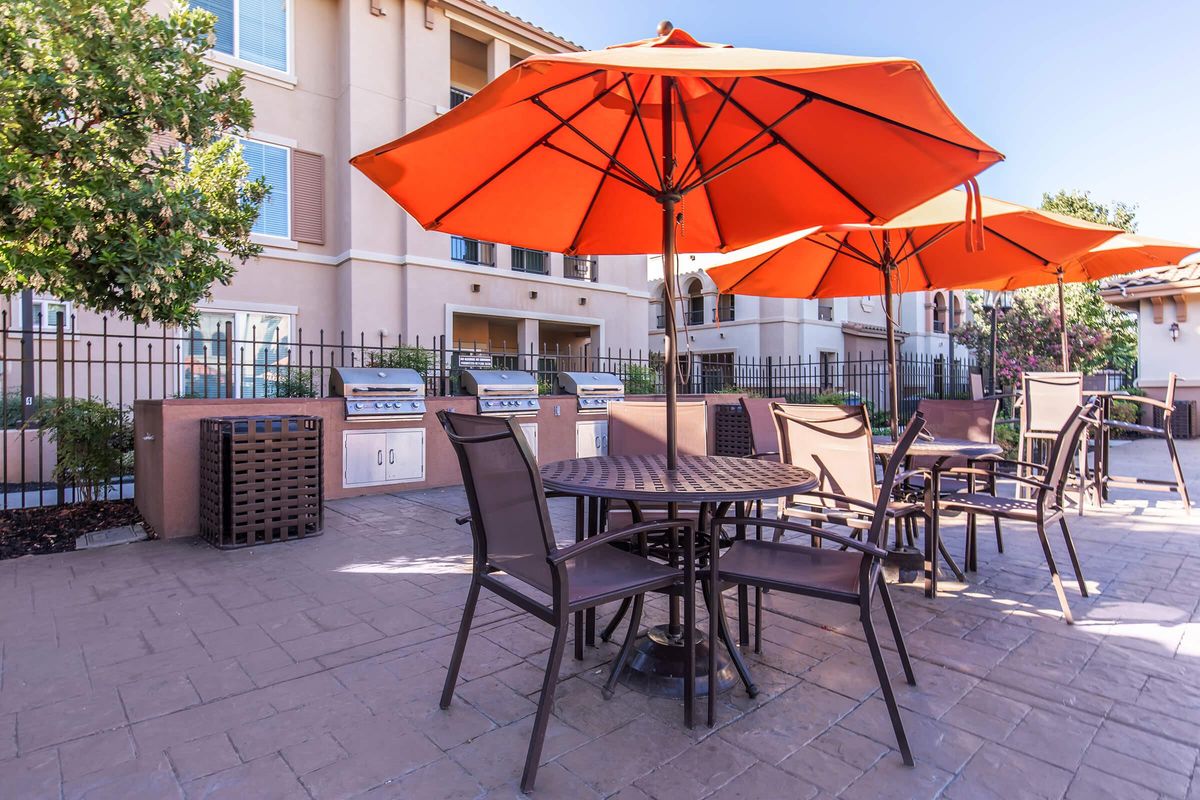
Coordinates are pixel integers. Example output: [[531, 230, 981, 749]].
[[1, 310, 986, 509]]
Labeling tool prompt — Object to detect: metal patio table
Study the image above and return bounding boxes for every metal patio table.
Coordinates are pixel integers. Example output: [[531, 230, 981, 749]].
[[541, 454, 817, 698], [874, 436, 1003, 598]]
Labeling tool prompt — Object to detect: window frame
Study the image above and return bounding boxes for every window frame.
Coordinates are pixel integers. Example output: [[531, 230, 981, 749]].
[[198, 0, 294, 79], [180, 307, 296, 399], [239, 136, 292, 242], [10, 296, 74, 334]]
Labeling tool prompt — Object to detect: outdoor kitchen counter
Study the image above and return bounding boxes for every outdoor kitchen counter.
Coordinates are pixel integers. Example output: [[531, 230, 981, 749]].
[[134, 395, 730, 539]]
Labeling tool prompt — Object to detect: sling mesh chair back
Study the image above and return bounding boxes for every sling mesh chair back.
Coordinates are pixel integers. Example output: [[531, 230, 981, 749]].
[[738, 396, 786, 461], [607, 400, 708, 457], [1101, 372, 1191, 512], [703, 414, 928, 762], [1018, 372, 1085, 505], [437, 411, 690, 790], [940, 399, 1100, 624]]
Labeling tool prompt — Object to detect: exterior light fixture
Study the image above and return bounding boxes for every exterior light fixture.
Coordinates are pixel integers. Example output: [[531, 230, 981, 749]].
[[578, 297, 587, 306], [529, 291, 538, 299], [470, 284, 480, 293], [1170, 321, 1181, 342]]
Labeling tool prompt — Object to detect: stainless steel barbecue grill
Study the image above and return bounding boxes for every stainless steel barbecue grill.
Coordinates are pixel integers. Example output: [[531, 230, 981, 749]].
[[461, 369, 540, 417], [558, 371, 625, 414], [329, 367, 427, 421]]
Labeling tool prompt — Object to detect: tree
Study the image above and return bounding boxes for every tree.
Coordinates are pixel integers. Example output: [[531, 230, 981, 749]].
[[956, 189, 1140, 381], [0, 1, 267, 325]]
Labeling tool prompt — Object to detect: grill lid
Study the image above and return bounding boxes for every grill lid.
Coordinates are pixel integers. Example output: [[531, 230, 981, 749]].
[[461, 369, 538, 396], [558, 372, 624, 395], [329, 367, 426, 397]]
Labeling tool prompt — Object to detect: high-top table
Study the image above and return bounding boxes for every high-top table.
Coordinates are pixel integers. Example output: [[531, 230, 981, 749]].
[[541, 454, 817, 698], [874, 436, 1003, 598]]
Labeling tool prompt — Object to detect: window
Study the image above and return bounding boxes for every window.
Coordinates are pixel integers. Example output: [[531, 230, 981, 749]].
[[13, 296, 74, 332], [193, 0, 289, 73], [450, 87, 473, 108], [817, 302, 834, 322], [698, 353, 734, 393], [451, 236, 496, 266], [564, 255, 598, 282], [716, 294, 735, 322], [819, 351, 838, 390], [240, 138, 290, 239], [932, 293, 947, 333], [511, 247, 548, 275], [685, 280, 704, 325], [182, 309, 293, 398]]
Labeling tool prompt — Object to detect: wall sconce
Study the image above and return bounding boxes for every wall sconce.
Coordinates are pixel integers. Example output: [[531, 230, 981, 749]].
[[529, 291, 538, 300], [578, 297, 587, 306], [370, 0, 386, 16], [1170, 321, 1181, 342], [470, 284, 480, 293]]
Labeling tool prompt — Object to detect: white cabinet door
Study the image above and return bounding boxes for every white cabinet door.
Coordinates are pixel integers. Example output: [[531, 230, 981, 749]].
[[518, 422, 538, 461], [575, 420, 608, 458], [385, 429, 426, 484], [344, 431, 387, 487]]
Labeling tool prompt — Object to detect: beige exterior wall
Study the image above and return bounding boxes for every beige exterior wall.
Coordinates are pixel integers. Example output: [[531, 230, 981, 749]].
[[1106, 286, 1200, 414]]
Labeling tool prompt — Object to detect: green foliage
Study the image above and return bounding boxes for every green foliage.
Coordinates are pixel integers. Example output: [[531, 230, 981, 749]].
[[622, 364, 659, 395], [367, 345, 435, 377], [1040, 189, 1137, 233], [0, 1, 267, 324], [27, 399, 131, 500], [2, 393, 55, 428], [537, 377, 553, 396], [271, 368, 320, 399], [995, 424, 1019, 459]]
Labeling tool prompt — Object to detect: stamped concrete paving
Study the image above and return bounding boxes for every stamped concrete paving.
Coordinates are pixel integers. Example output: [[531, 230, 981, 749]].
[[1, 438, 1197, 799]]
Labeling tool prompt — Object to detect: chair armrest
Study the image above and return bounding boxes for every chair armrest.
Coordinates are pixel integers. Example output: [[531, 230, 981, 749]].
[[942, 466, 1051, 492], [713, 516, 888, 558], [749, 451, 780, 460], [894, 468, 931, 484], [969, 456, 1046, 472], [1104, 395, 1171, 412], [547, 519, 691, 564], [796, 490, 878, 514], [455, 513, 471, 526]]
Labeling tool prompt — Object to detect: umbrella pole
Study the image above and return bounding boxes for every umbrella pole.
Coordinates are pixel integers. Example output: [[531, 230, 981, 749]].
[[662, 202, 679, 470], [1057, 269, 1069, 370], [883, 261, 901, 441]]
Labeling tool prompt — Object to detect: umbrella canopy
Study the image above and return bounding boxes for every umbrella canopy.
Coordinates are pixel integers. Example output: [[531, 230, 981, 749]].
[[706, 191, 1120, 434], [351, 23, 1003, 466], [965, 233, 1199, 368]]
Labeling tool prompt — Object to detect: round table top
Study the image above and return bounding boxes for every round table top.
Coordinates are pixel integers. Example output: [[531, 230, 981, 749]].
[[540, 454, 818, 504], [872, 435, 1002, 459]]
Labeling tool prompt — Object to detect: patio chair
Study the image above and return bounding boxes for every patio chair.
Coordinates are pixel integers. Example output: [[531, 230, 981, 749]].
[[739, 396, 785, 462], [437, 411, 695, 791], [938, 399, 1100, 624], [1016, 372, 1086, 508], [1101, 372, 1191, 513], [702, 414, 927, 763], [905, 398, 1003, 567]]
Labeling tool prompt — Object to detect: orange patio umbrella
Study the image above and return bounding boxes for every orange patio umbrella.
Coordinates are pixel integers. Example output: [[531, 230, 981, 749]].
[[351, 22, 1003, 468], [706, 190, 1120, 434], [967, 233, 1199, 368]]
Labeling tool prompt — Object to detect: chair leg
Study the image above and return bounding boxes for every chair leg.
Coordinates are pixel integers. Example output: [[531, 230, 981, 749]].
[[599, 597, 632, 643], [1035, 519, 1074, 625], [440, 577, 480, 709], [737, 586, 750, 648], [993, 516, 1004, 554], [861, 602, 913, 766], [754, 586, 763, 654], [520, 619, 569, 793], [707, 577, 718, 728], [877, 574, 916, 686], [1166, 431, 1192, 514], [1057, 517, 1088, 598], [714, 584, 757, 698], [603, 595, 643, 699]]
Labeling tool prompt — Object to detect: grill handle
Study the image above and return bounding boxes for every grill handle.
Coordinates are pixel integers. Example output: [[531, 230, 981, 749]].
[[351, 386, 419, 394]]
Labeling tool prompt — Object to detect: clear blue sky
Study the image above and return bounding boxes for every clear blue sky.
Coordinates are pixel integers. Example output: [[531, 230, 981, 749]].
[[497, 0, 1200, 242]]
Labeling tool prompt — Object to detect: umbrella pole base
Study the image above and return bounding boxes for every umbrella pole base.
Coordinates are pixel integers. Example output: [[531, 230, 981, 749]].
[[618, 624, 737, 698]]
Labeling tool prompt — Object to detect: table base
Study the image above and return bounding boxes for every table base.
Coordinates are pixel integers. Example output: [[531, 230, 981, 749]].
[[619, 624, 737, 698], [886, 545, 923, 584]]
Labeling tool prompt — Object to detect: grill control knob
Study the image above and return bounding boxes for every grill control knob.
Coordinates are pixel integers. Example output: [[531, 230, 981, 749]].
[[374, 402, 382, 408], [411, 402, 419, 409], [354, 402, 363, 409]]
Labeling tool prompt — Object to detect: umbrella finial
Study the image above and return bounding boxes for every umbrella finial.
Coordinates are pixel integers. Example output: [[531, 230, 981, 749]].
[[657, 20, 674, 36]]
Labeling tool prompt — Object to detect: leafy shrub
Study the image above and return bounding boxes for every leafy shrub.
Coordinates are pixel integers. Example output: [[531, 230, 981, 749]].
[[2, 393, 54, 429], [367, 345, 434, 377], [27, 400, 132, 501], [995, 424, 1019, 459], [623, 364, 659, 395], [271, 368, 320, 398], [537, 377, 554, 396]]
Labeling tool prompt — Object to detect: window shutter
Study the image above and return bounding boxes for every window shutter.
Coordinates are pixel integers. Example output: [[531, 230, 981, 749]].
[[291, 150, 325, 245], [191, 0, 235, 56], [148, 131, 176, 154]]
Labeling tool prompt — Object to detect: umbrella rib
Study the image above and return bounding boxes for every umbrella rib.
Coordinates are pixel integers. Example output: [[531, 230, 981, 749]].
[[679, 96, 814, 194], [430, 82, 627, 227], [672, 80, 728, 251], [681, 140, 778, 196], [677, 77, 740, 188], [722, 243, 790, 294], [620, 73, 665, 190], [566, 78, 655, 254], [908, 242, 936, 290], [539, 141, 652, 195], [753, 74, 997, 157], [810, 233, 855, 297], [519, 67, 608, 105], [531, 97, 658, 195], [983, 227, 1051, 265], [805, 233, 880, 268], [698, 78, 875, 220]]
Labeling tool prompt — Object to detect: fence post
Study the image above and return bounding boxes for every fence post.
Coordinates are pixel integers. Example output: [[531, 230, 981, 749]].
[[55, 311, 66, 501], [765, 355, 773, 397], [224, 320, 234, 399], [20, 289, 35, 424]]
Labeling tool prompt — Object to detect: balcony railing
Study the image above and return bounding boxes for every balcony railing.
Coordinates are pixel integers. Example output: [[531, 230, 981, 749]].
[[564, 255, 598, 282], [511, 247, 548, 274], [687, 307, 704, 326], [933, 319, 946, 333], [449, 87, 472, 108], [656, 314, 665, 329], [451, 236, 495, 266], [817, 305, 834, 321], [714, 305, 735, 322]]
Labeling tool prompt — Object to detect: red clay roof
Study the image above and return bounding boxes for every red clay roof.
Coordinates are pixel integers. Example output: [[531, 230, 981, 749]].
[[1102, 260, 1200, 290]]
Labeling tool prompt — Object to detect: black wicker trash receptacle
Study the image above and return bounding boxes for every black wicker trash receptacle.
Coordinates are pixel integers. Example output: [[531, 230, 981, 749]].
[[714, 403, 753, 457], [199, 415, 323, 549]]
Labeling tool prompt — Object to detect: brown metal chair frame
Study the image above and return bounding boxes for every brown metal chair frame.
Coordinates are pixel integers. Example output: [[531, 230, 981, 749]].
[[437, 411, 695, 791], [1100, 372, 1191, 513], [939, 399, 1100, 624], [703, 414, 928, 764], [1015, 371, 1087, 511]]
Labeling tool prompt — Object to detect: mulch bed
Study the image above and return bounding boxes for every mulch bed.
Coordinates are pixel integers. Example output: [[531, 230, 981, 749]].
[[0, 500, 145, 560]]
